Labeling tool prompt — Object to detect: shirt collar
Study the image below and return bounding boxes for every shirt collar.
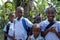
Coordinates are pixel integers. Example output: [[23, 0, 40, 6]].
[[45, 19, 56, 24], [32, 34, 41, 39], [17, 16, 24, 21]]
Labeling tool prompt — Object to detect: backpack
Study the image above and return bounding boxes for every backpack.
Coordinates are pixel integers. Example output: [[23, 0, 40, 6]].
[[4, 24, 10, 40], [22, 18, 31, 36]]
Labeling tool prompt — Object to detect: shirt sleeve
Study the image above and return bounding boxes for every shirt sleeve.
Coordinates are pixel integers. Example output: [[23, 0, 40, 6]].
[[25, 18, 33, 28], [39, 22, 45, 32]]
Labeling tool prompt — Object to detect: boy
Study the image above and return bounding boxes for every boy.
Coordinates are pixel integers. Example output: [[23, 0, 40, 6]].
[[14, 6, 33, 40], [39, 6, 60, 40], [28, 23, 44, 40], [3, 13, 15, 40]]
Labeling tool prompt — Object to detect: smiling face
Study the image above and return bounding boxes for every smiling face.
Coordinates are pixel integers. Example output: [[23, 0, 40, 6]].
[[46, 7, 56, 22], [16, 6, 24, 19]]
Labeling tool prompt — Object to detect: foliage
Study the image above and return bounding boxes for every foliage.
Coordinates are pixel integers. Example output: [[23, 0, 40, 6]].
[[0, 0, 15, 29], [0, 0, 60, 29]]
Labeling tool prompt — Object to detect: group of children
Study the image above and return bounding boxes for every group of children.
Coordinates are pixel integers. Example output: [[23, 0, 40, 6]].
[[3, 6, 60, 40]]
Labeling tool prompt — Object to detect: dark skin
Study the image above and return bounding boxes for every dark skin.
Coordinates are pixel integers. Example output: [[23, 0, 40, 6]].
[[4, 31, 15, 40], [41, 7, 60, 38], [32, 24, 41, 39], [4, 14, 15, 40], [9, 14, 15, 23], [34, 16, 42, 23], [16, 6, 24, 20]]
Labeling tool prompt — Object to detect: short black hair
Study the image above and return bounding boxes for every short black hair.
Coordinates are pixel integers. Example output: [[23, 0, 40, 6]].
[[16, 6, 24, 13], [8, 12, 15, 19], [45, 6, 56, 14]]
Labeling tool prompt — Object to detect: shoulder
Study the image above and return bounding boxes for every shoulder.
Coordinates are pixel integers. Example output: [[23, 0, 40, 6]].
[[8, 21, 11, 24], [54, 21, 60, 25], [23, 17, 29, 21], [23, 17, 32, 23], [39, 20, 47, 26]]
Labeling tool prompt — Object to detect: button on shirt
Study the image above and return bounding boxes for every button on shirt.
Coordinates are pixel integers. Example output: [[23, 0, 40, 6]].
[[3, 21, 15, 40], [39, 19, 60, 40], [14, 17, 33, 40]]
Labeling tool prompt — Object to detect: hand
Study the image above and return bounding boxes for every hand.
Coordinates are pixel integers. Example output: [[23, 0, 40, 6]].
[[50, 27, 56, 33], [47, 27, 52, 32]]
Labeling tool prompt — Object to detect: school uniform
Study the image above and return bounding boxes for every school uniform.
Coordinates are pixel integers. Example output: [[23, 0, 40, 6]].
[[14, 16, 33, 40], [3, 21, 15, 40], [28, 34, 44, 40], [39, 19, 60, 40]]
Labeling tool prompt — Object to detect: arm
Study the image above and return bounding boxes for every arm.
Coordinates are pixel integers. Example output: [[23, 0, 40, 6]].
[[25, 18, 33, 28], [51, 27, 60, 38], [4, 31, 15, 40], [4, 31, 13, 38], [41, 28, 51, 37], [3, 25, 15, 40]]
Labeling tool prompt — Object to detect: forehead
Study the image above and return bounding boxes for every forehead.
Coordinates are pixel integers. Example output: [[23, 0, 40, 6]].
[[32, 24, 40, 29], [49, 8, 55, 12], [32, 27, 40, 31], [46, 7, 55, 13], [16, 7, 24, 12]]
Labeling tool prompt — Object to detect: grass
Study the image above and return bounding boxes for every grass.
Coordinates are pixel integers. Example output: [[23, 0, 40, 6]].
[[0, 29, 4, 40]]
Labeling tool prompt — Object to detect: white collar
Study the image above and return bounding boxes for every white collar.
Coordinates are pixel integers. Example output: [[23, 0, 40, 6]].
[[45, 19, 56, 24], [16, 16, 24, 21], [32, 34, 41, 39]]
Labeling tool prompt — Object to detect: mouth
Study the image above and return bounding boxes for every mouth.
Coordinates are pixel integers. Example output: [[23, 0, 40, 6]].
[[49, 17, 54, 19], [49, 17, 53, 18]]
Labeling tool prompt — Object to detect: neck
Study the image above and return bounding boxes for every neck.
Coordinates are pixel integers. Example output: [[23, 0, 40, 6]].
[[17, 18, 20, 20], [48, 19, 54, 22], [10, 21, 13, 23], [17, 16, 23, 20]]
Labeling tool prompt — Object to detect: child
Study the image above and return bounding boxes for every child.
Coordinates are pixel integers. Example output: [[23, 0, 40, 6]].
[[14, 6, 33, 40], [39, 6, 60, 40], [34, 14, 42, 23], [3, 13, 15, 40], [28, 23, 44, 40]]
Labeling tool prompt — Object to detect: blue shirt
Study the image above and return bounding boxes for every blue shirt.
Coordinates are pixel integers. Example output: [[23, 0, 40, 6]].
[[39, 19, 60, 40], [3, 21, 15, 40], [14, 17, 33, 40]]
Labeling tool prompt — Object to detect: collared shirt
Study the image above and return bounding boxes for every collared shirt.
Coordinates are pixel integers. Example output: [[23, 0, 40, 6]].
[[14, 16, 33, 40], [3, 21, 15, 40], [39, 19, 60, 40], [28, 34, 44, 40]]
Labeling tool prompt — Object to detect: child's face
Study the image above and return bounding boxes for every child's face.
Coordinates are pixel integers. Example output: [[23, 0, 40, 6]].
[[32, 27, 40, 37], [35, 17, 42, 23], [16, 7, 24, 19], [46, 8, 56, 21], [9, 14, 15, 22]]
